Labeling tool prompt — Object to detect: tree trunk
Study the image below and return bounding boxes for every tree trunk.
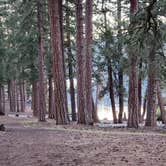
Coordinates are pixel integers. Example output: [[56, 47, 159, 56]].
[[9, 80, 16, 113], [32, 80, 39, 117], [59, 0, 69, 119], [145, 45, 157, 127], [92, 95, 99, 123], [157, 80, 165, 124], [108, 63, 118, 124], [16, 84, 19, 112], [145, 1, 158, 127], [102, 7, 117, 124], [48, 74, 55, 119], [138, 60, 142, 122], [0, 84, 5, 115], [128, 56, 139, 128], [37, 0, 46, 121], [2, 86, 5, 115], [117, 0, 124, 124], [75, 0, 85, 124], [48, 0, 69, 124], [66, 0, 76, 121], [83, 0, 93, 124], [127, 0, 139, 128], [20, 82, 25, 112]]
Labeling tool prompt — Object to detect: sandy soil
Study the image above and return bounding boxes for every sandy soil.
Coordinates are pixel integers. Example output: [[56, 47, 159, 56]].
[[0, 116, 166, 166]]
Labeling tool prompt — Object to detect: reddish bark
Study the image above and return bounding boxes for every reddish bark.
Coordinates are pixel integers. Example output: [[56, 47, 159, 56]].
[[75, 0, 85, 124], [37, 0, 46, 121], [59, 0, 68, 117], [48, 74, 55, 119], [145, 71, 157, 127], [127, 0, 139, 128], [130, 0, 138, 13], [48, 0, 69, 124], [9, 80, 16, 113], [84, 0, 93, 124], [128, 56, 139, 128], [20, 82, 25, 112]]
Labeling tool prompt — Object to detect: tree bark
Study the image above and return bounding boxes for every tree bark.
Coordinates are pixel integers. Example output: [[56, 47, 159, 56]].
[[48, 74, 55, 119], [20, 82, 25, 112], [127, 0, 139, 128], [48, 0, 69, 124], [145, 45, 157, 127], [9, 80, 16, 113], [117, 0, 124, 123], [0, 84, 5, 115], [75, 0, 85, 124], [37, 0, 46, 121], [128, 55, 139, 128], [58, 0, 69, 119], [138, 60, 142, 122], [108, 63, 118, 124], [83, 0, 93, 124]]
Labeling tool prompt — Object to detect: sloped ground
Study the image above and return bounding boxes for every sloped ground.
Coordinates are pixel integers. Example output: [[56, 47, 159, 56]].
[[0, 116, 166, 166]]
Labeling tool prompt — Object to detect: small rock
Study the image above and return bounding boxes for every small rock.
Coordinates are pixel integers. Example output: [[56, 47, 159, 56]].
[[0, 124, 5, 131]]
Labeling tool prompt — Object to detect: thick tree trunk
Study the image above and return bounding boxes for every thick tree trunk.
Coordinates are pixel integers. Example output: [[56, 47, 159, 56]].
[[127, 0, 139, 128], [32, 80, 39, 117], [75, 0, 85, 124], [108, 64, 118, 124], [145, 46, 157, 127], [9, 80, 16, 113], [157, 81, 165, 124], [145, 1, 158, 127], [37, 0, 46, 121], [128, 56, 139, 128], [83, 0, 93, 124], [66, 0, 76, 121], [48, 0, 69, 124], [59, 0, 69, 119]]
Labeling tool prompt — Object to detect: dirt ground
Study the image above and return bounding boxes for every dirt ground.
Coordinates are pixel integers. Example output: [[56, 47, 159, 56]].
[[0, 116, 166, 166]]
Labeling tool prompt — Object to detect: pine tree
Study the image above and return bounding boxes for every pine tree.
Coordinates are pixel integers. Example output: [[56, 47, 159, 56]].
[[48, 0, 69, 124]]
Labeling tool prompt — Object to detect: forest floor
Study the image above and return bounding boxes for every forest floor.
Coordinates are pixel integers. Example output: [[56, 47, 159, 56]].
[[0, 116, 166, 166]]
